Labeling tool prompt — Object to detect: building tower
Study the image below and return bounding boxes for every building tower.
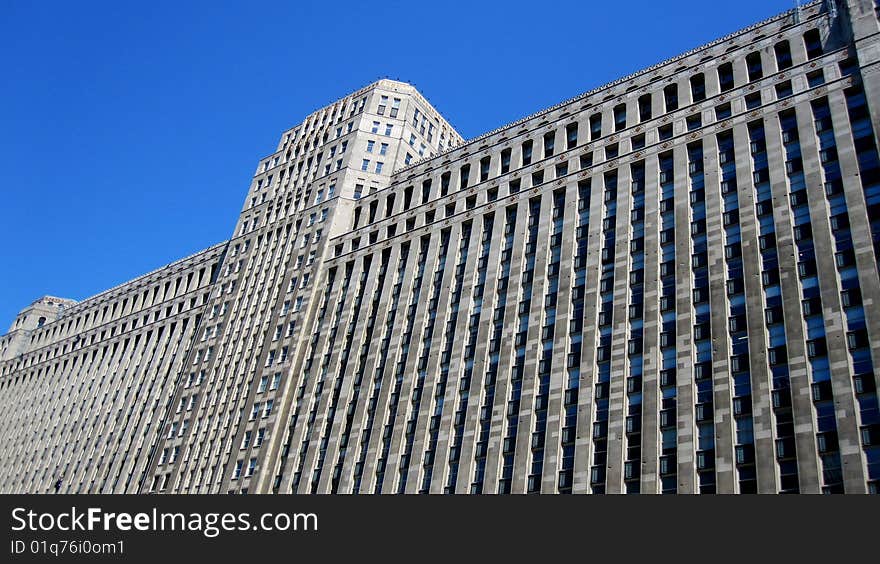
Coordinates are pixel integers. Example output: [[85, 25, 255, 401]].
[[141, 80, 461, 493]]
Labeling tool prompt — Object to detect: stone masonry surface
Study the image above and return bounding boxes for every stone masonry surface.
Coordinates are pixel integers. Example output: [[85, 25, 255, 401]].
[[2, 0, 880, 494]]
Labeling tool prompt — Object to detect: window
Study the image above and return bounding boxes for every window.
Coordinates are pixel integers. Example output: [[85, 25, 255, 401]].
[[361, 159, 370, 171], [797, 258, 816, 278], [631, 134, 645, 150], [580, 152, 593, 169], [835, 249, 856, 269], [589, 113, 602, 139], [745, 92, 761, 110], [848, 329, 869, 350], [746, 52, 763, 81], [774, 40, 792, 70], [263, 400, 274, 418], [522, 140, 533, 165], [819, 147, 838, 164], [366, 140, 374, 153], [390, 98, 400, 118], [803, 29, 822, 59], [807, 70, 825, 87], [384, 124, 392, 136], [761, 304, 785, 327], [271, 373, 282, 390], [664, 84, 679, 112], [605, 143, 618, 159], [717, 62, 734, 92], [839, 56, 858, 77], [690, 73, 706, 102], [638, 94, 652, 122], [775, 80, 793, 99], [544, 131, 555, 157], [566, 123, 578, 148], [379, 143, 388, 156], [377, 95, 387, 115], [613, 103, 627, 131], [440, 172, 451, 195], [768, 345, 787, 366], [793, 223, 812, 242], [841, 288, 862, 308], [371, 121, 380, 133], [715, 103, 731, 120], [375, 162, 384, 174], [501, 148, 512, 173]]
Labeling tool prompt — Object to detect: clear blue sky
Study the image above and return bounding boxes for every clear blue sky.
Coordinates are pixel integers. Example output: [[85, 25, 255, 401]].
[[0, 0, 796, 329]]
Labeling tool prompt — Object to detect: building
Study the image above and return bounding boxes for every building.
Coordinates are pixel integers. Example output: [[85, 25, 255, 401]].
[[2, 0, 879, 494]]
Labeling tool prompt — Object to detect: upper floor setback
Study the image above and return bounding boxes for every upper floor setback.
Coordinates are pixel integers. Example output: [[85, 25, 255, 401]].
[[267, 79, 462, 166], [324, 12, 879, 264], [239, 80, 462, 228], [336, 2, 848, 238], [389, 1, 830, 183], [192, 4, 846, 273], [0, 243, 228, 367], [242, 80, 463, 206], [4, 297, 76, 334]]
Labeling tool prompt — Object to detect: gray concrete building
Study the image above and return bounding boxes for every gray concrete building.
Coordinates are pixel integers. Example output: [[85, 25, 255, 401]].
[[2, 0, 880, 494]]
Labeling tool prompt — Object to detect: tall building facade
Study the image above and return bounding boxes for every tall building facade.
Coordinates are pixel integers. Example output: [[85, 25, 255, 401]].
[[2, 0, 880, 494]]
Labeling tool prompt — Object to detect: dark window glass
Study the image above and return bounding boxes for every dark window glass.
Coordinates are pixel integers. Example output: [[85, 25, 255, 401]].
[[664, 84, 678, 112], [690, 73, 706, 102], [803, 29, 823, 59], [774, 40, 792, 71]]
